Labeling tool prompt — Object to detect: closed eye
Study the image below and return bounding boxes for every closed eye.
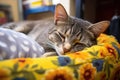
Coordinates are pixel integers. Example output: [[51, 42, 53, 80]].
[[73, 43, 87, 51], [49, 32, 62, 43], [49, 31, 66, 43], [73, 41, 87, 47], [71, 32, 82, 44]]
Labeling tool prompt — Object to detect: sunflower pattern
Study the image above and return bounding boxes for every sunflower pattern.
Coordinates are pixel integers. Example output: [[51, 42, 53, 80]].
[[43, 67, 74, 80], [78, 63, 96, 80], [0, 33, 120, 80], [110, 63, 120, 80]]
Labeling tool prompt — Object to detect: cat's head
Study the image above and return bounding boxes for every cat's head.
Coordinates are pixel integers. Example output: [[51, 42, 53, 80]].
[[48, 4, 110, 55]]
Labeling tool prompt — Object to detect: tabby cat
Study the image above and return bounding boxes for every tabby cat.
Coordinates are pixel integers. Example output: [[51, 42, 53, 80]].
[[1, 4, 110, 57]]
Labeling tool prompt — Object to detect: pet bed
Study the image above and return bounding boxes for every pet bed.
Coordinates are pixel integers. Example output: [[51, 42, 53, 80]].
[[0, 34, 120, 80]]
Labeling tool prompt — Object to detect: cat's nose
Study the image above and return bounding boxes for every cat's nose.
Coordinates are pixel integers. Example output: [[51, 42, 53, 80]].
[[64, 48, 70, 53], [63, 43, 71, 52]]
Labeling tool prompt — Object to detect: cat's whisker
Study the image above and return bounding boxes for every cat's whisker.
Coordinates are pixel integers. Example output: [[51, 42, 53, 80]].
[[47, 41, 62, 56], [55, 49, 62, 56]]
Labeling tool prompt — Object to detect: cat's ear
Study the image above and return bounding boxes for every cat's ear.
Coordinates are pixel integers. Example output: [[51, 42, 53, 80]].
[[54, 3, 68, 25], [88, 21, 110, 37]]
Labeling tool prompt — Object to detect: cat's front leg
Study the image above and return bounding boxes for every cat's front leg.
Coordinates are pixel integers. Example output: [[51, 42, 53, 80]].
[[41, 52, 57, 57], [14, 25, 33, 34], [1, 22, 34, 34]]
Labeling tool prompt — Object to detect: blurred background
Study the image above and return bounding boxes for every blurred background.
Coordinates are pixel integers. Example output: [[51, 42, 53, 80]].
[[0, 0, 120, 25]]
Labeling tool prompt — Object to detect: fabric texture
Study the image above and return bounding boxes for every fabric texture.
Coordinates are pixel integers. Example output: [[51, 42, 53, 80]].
[[0, 34, 120, 80], [0, 28, 45, 59]]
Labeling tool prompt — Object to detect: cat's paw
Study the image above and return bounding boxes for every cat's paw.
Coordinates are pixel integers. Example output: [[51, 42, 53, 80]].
[[1, 23, 16, 29], [41, 52, 57, 57]]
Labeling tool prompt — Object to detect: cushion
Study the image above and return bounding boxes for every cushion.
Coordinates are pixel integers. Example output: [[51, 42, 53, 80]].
[[0, 28, 45, 59], [0, 34, 120, 80]]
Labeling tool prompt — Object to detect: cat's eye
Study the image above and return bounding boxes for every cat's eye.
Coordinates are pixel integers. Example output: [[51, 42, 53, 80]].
[[72, 40, 79, 46], [73, 43, 87, 51], [49, 33, 61, 42]]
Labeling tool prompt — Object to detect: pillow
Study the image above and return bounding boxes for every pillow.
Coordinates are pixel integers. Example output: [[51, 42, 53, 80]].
[[0, 34, 120, 80], [0, 28, 45, 60]]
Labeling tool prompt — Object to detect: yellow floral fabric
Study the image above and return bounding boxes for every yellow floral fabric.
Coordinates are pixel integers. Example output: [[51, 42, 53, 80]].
[[0, 34, 120, 80]]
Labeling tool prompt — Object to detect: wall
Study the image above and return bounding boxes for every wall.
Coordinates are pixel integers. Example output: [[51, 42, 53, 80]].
[[0, 0, 76, 21], [60, 0, 75, 16], [59, 0, 97, 22], [0, 0, 21, 21], [84, 0, 96, 23]]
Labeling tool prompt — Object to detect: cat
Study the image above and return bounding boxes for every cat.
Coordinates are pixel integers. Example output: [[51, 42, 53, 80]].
[[1, 4, 110, 57]]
